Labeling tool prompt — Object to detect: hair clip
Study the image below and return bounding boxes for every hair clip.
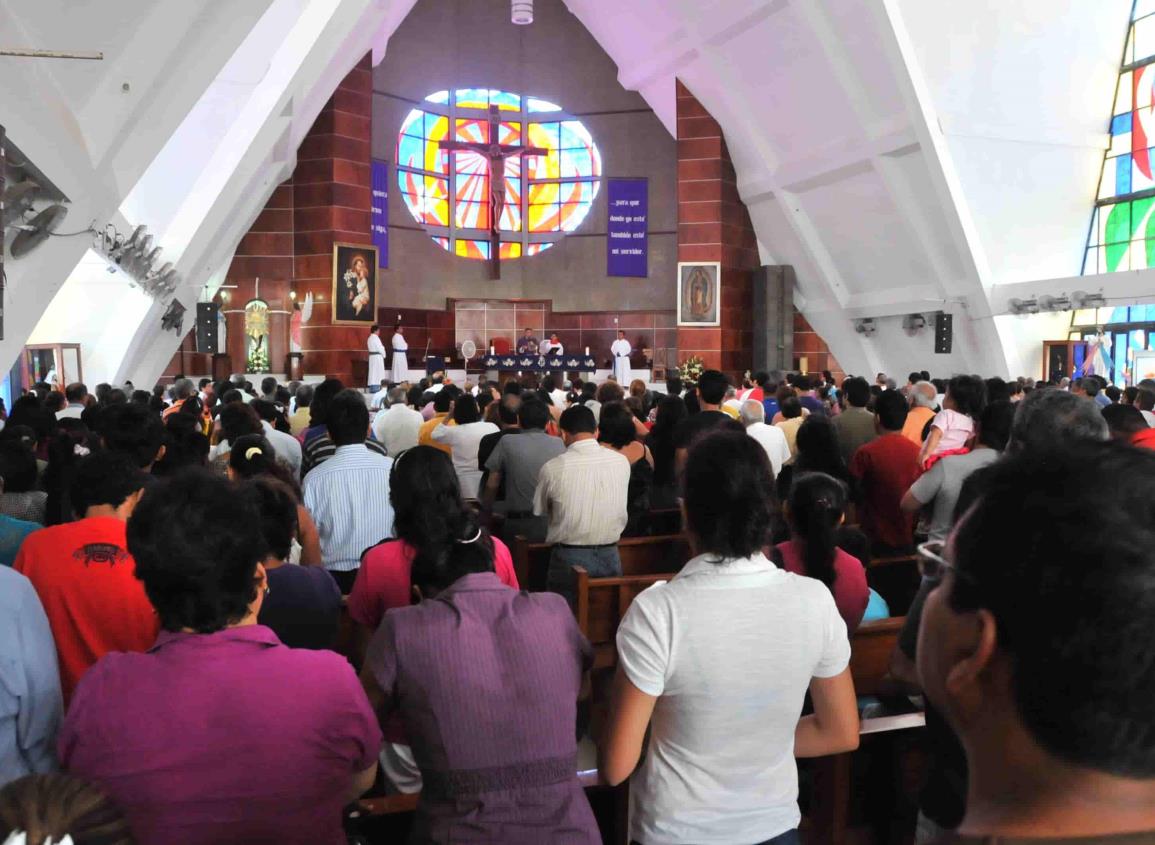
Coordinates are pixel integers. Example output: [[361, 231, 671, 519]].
[[456, 527, 483, 545], [245, 447, 263, 461]]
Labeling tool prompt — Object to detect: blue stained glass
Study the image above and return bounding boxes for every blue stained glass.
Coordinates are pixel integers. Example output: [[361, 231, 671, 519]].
[[400, 108, 424, 137], [1111, 306, 1130, 323], [1113, 112, 1134, 135], [455, 88, 490, 108], [397, 134, 424, 170], [489, 90, 521, 110], [1119, 152, 1134, 195]]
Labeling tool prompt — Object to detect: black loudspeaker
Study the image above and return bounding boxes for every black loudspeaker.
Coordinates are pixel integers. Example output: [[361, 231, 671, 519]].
[[1048, 344, 1070, 382], [752, 265, 794, 373], [934, 312, 953, 354], [196, 302, 219, 354]]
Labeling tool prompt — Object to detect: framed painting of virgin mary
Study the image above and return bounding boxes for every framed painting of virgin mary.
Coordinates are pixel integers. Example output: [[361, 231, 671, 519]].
[[676, 261, 720, 327]]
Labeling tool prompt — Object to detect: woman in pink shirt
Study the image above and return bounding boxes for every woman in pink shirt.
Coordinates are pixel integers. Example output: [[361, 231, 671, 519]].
[[774, 471, 869, 632], [347, 446, 519, 794]]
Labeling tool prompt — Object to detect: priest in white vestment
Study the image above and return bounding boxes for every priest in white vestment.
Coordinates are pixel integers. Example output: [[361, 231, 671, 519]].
[[391, 323, 408, 383], [611, 330, 632, 384], [367, 325, 387, 390]]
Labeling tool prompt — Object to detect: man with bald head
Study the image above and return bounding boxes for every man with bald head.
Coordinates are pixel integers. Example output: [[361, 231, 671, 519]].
[[902, 380, 938, 446]]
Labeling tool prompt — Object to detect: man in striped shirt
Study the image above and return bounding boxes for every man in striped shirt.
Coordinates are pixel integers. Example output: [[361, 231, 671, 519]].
[[303, 390, 395, 594], [533, 404, 629, 603]]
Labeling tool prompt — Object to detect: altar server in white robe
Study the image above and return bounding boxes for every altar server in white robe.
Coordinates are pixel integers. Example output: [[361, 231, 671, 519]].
[[611, 330, 632, 384], [367, 325, 387, 390], [391, 322, 408, 383], [540, 333, 564, 356]]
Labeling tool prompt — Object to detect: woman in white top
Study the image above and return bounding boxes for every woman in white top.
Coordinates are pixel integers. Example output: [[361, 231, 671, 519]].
[[600, 429, 860, 845], [430, 394, 498, 499]]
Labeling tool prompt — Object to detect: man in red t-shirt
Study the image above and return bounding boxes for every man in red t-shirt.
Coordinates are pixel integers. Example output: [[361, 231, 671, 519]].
[[16, 451, 158, 704], [849, 390, 921, 554]]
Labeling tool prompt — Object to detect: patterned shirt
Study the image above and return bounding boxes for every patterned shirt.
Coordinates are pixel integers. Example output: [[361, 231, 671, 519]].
[[303, 445, 394, 572], [533, 438, 629, 546], [301, 433, 387, 477]]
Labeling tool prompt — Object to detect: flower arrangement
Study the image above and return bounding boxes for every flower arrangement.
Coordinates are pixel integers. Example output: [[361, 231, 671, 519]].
[[679, 355, 705, 387], [246, 345, 269, 373]]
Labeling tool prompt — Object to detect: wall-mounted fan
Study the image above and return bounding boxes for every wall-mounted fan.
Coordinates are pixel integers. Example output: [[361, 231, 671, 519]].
[[10, 203, 68, 258], [461, 339, 477, 369]]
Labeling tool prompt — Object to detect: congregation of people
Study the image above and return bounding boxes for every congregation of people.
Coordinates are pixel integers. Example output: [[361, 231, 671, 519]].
[[3, 362, 1155, 845]]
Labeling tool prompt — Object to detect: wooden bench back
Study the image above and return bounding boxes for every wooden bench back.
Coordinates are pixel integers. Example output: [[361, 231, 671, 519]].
[[512, 533, 690, 591], [849, 616, 905, 697], [573, 567, 676, 671]]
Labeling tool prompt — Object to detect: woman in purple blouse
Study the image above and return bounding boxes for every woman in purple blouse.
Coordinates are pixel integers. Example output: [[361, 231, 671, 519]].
[[360, 446, 599, 844], [58, 470, 381, 845]]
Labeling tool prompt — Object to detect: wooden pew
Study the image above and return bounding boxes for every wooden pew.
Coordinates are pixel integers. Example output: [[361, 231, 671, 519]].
[[573, 567, 676, 671], [866, 554, 920, 617], [511, 533, 689, 592], [849, 616, 906, 697]]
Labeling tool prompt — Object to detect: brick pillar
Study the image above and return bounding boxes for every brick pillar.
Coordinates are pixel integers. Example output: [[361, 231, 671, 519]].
[[293, 54, 373, 385], [675, 80, 758, 380], [223, 180, 296, 373], [794, 311, 845, 384]]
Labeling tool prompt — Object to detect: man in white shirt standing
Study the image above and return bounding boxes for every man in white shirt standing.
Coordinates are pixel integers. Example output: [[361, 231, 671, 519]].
[[372, 386, 423, 456], [610, 331, 632, 385], [740, 400, 791, 478], [391, 323, 408, 383], [367, 325, 387, 392], [534, 404, 629, 602]]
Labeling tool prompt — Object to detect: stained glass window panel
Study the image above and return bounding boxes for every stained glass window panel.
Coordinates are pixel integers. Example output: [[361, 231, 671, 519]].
[[1135, 14, 1155, 65], [397, 89, 599, 261]]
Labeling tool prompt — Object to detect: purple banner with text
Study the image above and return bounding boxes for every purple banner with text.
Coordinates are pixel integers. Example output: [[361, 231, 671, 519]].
[[371, 159, 389, 268], [606, 177, 647, 277]]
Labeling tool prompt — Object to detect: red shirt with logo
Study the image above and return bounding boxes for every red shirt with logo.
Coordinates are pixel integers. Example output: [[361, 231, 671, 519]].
[[15, 516, 158, 704]]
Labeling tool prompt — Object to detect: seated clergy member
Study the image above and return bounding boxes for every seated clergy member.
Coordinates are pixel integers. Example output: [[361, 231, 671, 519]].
[[359, 499, 599, 844], [483, 397, 564, 544], [59, 471, 380, 845], [533, 405, 630, 600], [0, 566, 61, 788], [601, 431, 859, 844], [15, 452, 157, 705], [916, 442, 1155, 844], [540, 333, 564, 356], [849, 389, 921, 554], [516, 327, 539, 355], [303, 390, 395, 593], [349, 446, 520, 794]]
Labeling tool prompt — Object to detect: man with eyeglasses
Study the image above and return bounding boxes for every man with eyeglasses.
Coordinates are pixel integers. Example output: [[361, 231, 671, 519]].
[[902, 442, 1155, 844]]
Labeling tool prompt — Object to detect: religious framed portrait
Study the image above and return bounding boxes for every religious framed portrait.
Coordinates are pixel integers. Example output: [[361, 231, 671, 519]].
[[331, 242, 378, 325], [677, 261, 721, 327]]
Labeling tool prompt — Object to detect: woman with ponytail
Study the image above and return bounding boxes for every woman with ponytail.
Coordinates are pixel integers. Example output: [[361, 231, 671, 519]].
[[358, 446, 599, 843], [227, 434, 322, 565], [775, 471, 869, 632], [348, 446, 521, 794]]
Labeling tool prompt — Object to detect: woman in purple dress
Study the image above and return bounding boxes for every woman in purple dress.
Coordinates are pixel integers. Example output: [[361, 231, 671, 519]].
[[360, 446, 599, 844]]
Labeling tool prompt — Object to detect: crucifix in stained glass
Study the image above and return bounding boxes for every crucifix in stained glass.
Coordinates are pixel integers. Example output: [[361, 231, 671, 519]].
[[440, 105, 546, 279]]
